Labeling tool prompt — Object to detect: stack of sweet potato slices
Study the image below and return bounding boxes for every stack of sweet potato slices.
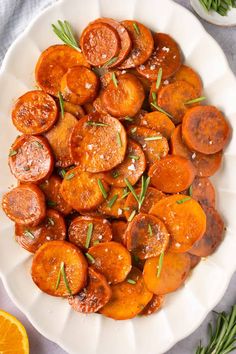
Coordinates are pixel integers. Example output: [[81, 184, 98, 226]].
[[2, 17, 230, 320]]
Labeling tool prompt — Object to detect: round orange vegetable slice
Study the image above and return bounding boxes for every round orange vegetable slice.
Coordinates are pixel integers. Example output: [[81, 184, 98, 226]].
[[15, 209, 66, 253], [2, 184, 46, 226], [31, 240, 88, 297], [68, 216, 112, 250], [140, 294, 164, 316], [119, 20, 154, 69], [111, 221, 127, 246], [12, 90, 58, 134], [103, 140, 146, 187], [172, 65, 203, 96], [68, 267, 112, 313], [87, 241, 131, 284], [99, 267, 153, 319], [60, 167, 109, 211], [35, 44, 89, 96], [190, 177, 216, 208], [69, 113, 127, 173], [150, 194, 206, 253], [126, 213, 169, 260], [148, 155, 196, 193], [143, 251, 191, 294], [137, 111, 175, 140], [182, 106, 230, 154]]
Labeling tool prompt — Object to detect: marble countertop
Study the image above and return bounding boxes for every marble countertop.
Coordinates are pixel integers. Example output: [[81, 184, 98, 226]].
[[0, 0, 235, 353]]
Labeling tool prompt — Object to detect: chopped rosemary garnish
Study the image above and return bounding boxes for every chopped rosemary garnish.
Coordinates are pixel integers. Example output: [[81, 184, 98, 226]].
[[156, 68, 163, 90], [98, 179, 108, 199], [33, 141, 44, 149], [9, 149, 18, 157], [157, 251, 164, 277], [58, 91, 64, 117], [144, 136, 162, 141], [103, 56, 118, 67], [133, 22, 140, 35], [24, 230, 35, 240], [85, 253, 95, 264], [124, 116, 133, 122], [85, 223, 93, 248], [55, 263, 62, 290], [86, 121, 109, 127], [185, 96, 206, 105], [65, 172, 75, 180], [125, 175, 150, 211], [23, 166, 30, 171], [112, 170, 120, 179], [123, 207, 130, 211], [107, 194, 118, 208], [148, 224, 153, 237], [128, 210, 136, 222], [47, 217, 55, 226], [117, 132, 122, 147], [152, 91, 157, 104], [52, 20, 81, 52], [112, 72, 118, 87], [93, 240, 100, 245], [120, 188, 130, 200], [128, 155, 140, 160], [176, 197, 191, 204], [189, 185, 193, 197], [127, 279, 136, 285], [151, 102, 173, 119], [55, 262, 72, 295], [47, 200, 57, 207], [124, 178, 140, 204], [131, 127, 137, 134], [59, 169, 66, 178]]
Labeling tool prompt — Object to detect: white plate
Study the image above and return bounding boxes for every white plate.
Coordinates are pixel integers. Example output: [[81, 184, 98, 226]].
[[0, 0, 236, 353], [190, 0, 236, 26]]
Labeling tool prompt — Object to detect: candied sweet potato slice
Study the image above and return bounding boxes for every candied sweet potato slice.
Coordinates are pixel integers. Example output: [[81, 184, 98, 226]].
[[70, 113, 127, 172], [148, 155, 196, 193], [15, 209, 66, 253], [2, 184, 46, 226], [143, 252, 191, 294], [137, 111, 175, 140], [99, 267, 153, 319], [172, 65, 203, 96], [126, 213, 169, 260], [68, 267, 112, 313], [68, 216, 112, 250], [31, 240, 88, 297], [190, 177, 216, 208], [150, 194, 206, 253], [111, 221, 127, 246], [87, 241, 131, 284]]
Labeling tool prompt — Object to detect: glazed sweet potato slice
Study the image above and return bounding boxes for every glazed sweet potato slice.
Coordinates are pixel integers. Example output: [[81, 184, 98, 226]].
[[150, 194, 206, 253], [70, 113, 127, 173], [182, 106, 230, 154], [60, 167, 109, 211], [98, 187, 127, 219], [188, 254, 201, 269], [143, 252, 191, 294], [80, 22, 120, 66], [172, 65, 203, 96], [171, 125, 223, 177], [190, 177, 216, 208], [126, 213, 169, 260], [2, 184, 46, 226], [124, 187, 165, 220], [93, 18, 131, 68], [189, 206, 224, 257], [157, 81, 199, 124], [68, 216, 112, 250], [148, 155, 196, 193], [45, 112, 78, 167], [63, 101, 85, 119], [15, 209, 66, 253], [111, 221, 127, 246], [87, 241, 131, 284], [100, 73, 145, 118], [35, 44, 89, 96], [61, 66, 99, 105], [9, 135, 54, 184], [99, 267, 153, 319], [12, 90, 58, 134], [39, 175, 73, 215], [103, 140, 146, 187], [31, 240, 88, 297], [137, 33, 181, 81], [68, 267, 112, 313], [127, 126, 169, 164], [140, 294, 164, 316], [137, 111, 175, 140], [119, 20, 154, 69]]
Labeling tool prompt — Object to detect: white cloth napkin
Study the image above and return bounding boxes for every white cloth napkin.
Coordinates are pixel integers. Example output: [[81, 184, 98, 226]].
[[0, 0, 55, 64]]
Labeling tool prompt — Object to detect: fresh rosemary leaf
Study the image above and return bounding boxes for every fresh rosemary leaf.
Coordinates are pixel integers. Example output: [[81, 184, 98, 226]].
[[65, 172, 75, 180], [107, 194, 118, 208], [157, 251, 164, 277], [144, 136, 162, 141], [156, 68, 163, 90], [128, 155, 140, 160], [133, 22, 140, 35], [124, 178, 140, 204], [58, 91, 64, 117], [148, 224, 153, 237], [86, 121, 109, 127], [152, 91, 157, 104], [85, 253, 95, 264], [185, 96, 206, 105], [93, 240, 100, 245], [125, 116, 133, 122], [52, 20, 81, 52], [61, 262, 72, 295], [189, 185, 193, 197], [9, 149, 18, 157], [23, 166, 30, 171], [112, 72, 118, 87], [47, 217, 55, 226], [138, 175, 150, 210], [47, 200, 57, 207], [128, 209, 136, 222], [151, 102, 173, 119], [98, 179, 108, 199], [59, 169, 66, 178], [176, 197, 191, 204], [131, 127, 137, 134], [117, 132, 122, 147], [33, 141, 44, 149], [85, 223, 93, 248], [127, 279, 136, 285], [55, 262, 63, 290], [24, 230, 35, 240], [112, 170, 120, 179], [103, 56, 118, 67]]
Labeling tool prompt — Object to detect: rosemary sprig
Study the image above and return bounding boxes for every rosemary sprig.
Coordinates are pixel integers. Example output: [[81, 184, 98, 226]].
[[98, 179, 108, 199], [128, 155, 140, 160], [85, 253, 95, 264], [196, 305, 236, 354], [124, 175, 150, 211], [127, 279, 136, 285], [133, 22, 140, 35], [176, 197, 191, 204], [144, 136, 163, 141], [52, 20, 81, 51], [103, 56, 118, 68], [65, 172, 75, 180], [117, 132, 122, 147], [33, 141, 44, 149], [85, 223, 93, 248], [152, 91, 157, 105], [157, 251, 164, 277], [112, 170, 120, 179], [189, 185, 193, 197], [156, 68, 163, 90], [185, 96, 206, 105], [58, 91, 64, 117], [55, 262, 72, 295], [9, 149, 18, 157], [148, 224, 153, 237], [128, 209, 136, 222], [107, 194, 118, 208], [59, 168, 66, 178], [86, 121, 109, 127], [151, 102, 173, 119], [125, 116, 133, 122], [112, 72, 118, 87], [24, 230, 35, 240]]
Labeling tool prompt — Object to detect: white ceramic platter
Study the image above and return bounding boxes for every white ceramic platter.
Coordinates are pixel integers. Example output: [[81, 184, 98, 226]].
[[0, 0, 236, 353]]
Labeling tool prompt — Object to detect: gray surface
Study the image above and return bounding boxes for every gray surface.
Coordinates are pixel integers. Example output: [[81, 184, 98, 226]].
[[0, 0, 235, 353]]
